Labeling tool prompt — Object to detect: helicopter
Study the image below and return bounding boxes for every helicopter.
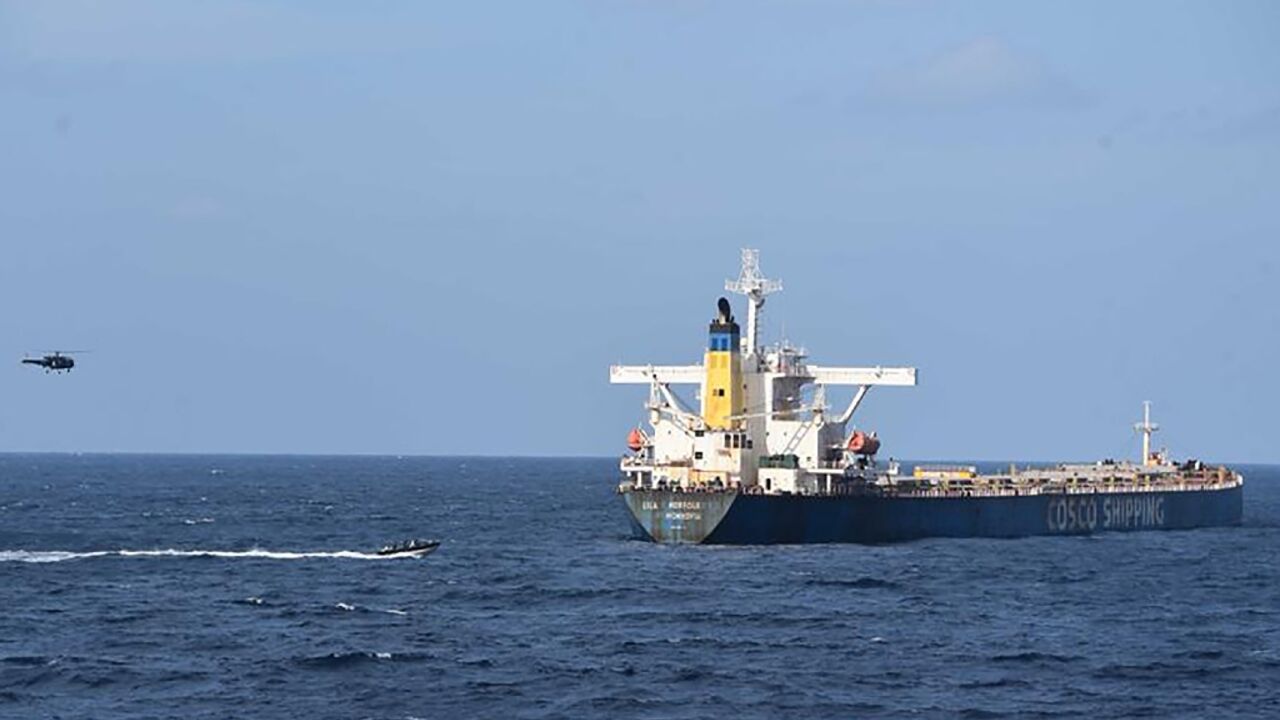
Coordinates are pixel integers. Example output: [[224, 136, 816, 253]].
[[21, 351, 85, 373]]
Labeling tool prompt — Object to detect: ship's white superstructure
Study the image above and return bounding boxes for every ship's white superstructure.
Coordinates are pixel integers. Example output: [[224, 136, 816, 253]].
[[610, 250, 916, 494]]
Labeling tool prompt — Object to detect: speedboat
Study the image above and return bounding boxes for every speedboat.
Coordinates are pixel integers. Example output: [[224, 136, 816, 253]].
[[376, 539, 440, 557]]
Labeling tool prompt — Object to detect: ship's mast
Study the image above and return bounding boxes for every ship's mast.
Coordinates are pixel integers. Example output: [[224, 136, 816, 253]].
[[1134, 400, 1160, 467], [725, 249, 782, 357]]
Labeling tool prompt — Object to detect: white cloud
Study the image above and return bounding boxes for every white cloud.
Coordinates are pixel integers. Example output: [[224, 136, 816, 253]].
[[869, 37, 1085, 110]]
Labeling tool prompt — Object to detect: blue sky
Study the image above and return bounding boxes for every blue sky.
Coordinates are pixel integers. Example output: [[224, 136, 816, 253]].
[[1, 1, 1277, 461]]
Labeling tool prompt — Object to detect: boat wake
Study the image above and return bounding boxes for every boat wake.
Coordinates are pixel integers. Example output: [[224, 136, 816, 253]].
[[0, 548, 420, 563]]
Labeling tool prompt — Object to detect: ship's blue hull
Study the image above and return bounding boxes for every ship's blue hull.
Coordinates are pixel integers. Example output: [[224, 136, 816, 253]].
[[623, 485, 1244, 544]]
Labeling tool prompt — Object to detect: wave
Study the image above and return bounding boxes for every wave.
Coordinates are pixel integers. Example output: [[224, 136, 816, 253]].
[[294, 651, 429, 669], [805, 577, 899, 590], [989, 650, 1081, 664], [957, 677, 1033, 689], [0, 548, 423, 563]]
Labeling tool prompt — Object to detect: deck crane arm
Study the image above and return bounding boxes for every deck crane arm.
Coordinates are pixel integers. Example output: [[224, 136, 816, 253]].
[[609, 364, 703, 385]]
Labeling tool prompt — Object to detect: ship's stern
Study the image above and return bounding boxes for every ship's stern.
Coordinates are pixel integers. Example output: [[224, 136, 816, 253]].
[[622, 490, 739, 544]]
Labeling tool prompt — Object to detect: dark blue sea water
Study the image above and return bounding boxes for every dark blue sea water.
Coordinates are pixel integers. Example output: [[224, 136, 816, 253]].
[[2, 455, 1277, 719]]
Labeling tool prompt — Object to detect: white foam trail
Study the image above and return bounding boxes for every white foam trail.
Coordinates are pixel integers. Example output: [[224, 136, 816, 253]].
[[0, 550, 112, 563], [0, 548, 418, 563], [114, 549, 400, 560]]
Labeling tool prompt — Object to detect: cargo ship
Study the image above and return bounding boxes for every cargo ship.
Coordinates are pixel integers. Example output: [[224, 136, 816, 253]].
[[610, 250, 1243, 544]]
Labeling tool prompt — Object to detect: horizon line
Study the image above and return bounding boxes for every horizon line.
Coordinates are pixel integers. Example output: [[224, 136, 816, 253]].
[[0, 450, 1275, 467]]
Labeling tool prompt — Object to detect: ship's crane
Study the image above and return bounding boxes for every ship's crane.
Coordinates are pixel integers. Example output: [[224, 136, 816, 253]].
[[609, 363, 916, 424]]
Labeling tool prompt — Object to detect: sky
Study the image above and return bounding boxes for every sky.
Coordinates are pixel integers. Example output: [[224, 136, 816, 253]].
[[1, 1, 1278, 461]]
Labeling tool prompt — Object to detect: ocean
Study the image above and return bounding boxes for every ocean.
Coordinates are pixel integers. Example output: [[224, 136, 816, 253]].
[[2, 454, 1277, 719]]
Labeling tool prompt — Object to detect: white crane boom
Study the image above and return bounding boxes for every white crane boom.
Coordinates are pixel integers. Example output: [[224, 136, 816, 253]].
[[807, 365, 917, 387], [609, 365, 704, 385]]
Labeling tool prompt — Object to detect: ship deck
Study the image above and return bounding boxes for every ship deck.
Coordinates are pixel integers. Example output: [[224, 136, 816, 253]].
[[619, 468, 1242, 500]]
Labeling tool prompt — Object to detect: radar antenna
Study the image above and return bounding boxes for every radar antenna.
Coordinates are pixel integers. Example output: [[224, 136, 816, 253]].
[[1134, 400, 1161, 467], [725, 249, 781, 355]]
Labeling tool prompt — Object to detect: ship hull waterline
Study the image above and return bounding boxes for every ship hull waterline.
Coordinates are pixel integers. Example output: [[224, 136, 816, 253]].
[[623, 485, 1244, 545]]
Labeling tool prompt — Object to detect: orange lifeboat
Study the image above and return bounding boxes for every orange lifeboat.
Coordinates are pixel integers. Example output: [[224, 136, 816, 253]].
[[627, 428, 646, 452], [847, 430, 880, 456]]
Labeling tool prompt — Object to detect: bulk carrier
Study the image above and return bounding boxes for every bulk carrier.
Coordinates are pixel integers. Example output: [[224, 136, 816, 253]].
[[611, 250, 1243, 544]]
